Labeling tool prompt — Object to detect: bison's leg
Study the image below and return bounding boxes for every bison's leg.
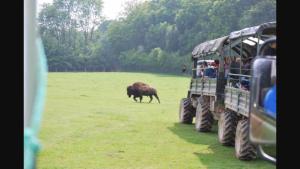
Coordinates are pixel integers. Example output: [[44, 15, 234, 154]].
[[139, 96, 143, 103], [154, 94, 160, 104], [149, 95, 153, 103], [133, 96, 138, 102]]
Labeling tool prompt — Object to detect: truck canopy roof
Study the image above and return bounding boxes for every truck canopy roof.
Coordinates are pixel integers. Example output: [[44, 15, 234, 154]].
[[224, 22, 276, 59], [229, 21, 276, 40], [192, 36, 228, 59]]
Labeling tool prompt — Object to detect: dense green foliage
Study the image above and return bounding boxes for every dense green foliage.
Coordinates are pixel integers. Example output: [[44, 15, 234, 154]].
[[39, 0, 276, 73]]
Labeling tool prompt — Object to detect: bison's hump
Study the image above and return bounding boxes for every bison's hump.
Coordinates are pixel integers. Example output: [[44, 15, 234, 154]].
[[132, 82, 150, 88]]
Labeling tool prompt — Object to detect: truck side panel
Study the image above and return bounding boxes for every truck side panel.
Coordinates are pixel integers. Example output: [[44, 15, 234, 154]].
[[224, 86, 250, 117]]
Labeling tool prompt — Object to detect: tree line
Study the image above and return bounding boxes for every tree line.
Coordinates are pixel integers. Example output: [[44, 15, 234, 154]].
[[38, 0, 276, 73]]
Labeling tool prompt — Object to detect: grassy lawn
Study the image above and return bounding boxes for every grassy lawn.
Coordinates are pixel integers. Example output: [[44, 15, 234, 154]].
[[37, 72, 275, 169]]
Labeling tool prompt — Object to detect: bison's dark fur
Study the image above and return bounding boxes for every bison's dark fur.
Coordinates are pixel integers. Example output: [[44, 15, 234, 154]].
[[127, 82, 160, 103]]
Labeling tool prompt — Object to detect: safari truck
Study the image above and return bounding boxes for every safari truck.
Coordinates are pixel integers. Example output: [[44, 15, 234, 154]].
[[219, 21, 276, 160], [179, 21, 276, 161], [179, 36, 229, 132], [248, 37, 276, 164]]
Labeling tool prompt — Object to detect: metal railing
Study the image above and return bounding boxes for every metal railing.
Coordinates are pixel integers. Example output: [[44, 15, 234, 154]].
[[226, 67, 252, 90]]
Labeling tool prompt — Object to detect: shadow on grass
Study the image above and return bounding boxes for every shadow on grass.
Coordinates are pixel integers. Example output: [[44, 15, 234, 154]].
[[124, 71, 191, 78], [132, 101, 159, 104], [168, 122, 275, 169], [127, 98, 161, 104], [168, 122, 217, 145], [151, 73, 192, 78], [119, 71, 183, 77]]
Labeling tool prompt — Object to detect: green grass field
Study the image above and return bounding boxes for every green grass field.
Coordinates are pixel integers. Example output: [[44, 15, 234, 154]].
[[37, 72, 275, 169]]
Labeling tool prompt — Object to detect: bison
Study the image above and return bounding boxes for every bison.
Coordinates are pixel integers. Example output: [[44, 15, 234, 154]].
[[127, 82, 160, 103]]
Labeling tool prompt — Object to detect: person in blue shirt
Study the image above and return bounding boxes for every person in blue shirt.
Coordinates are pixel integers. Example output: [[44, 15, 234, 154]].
[[203, 62, 216, 78], [263, 85, 276, 119]]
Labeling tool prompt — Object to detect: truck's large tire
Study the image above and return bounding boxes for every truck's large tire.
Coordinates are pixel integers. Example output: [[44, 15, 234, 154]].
[[235, 119, 257, 160], [195, 96, 213, 132], [218, 110, 238, 146], [179, 98, 194, 124]]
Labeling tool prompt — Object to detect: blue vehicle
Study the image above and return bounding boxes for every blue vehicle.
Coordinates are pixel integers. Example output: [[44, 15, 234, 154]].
[[249, 37, 276, 164]]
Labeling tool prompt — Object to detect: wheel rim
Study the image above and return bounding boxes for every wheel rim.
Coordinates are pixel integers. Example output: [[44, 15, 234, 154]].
[[218, 113, 224, 141], [195, 105, 201, 129], [235, 122, 242, 155], [179, 100, 184, 121]]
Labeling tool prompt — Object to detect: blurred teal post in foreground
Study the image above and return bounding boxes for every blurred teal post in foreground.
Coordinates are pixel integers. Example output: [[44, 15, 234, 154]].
[[24, 0, 48, 168]]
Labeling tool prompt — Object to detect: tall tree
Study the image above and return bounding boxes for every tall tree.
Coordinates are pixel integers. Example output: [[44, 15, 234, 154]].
[[39, 0, 276, 73]]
